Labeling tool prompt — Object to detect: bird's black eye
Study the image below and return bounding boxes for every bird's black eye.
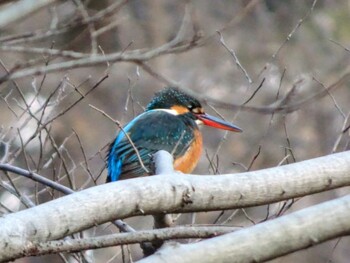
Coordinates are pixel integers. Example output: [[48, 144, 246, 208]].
[[187, 104, 194, 110]]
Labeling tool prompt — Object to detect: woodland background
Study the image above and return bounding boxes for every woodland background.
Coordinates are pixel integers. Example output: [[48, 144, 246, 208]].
[[0, 0, 350, 262]]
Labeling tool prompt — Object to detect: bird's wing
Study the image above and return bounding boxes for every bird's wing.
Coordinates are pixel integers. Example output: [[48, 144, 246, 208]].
[[107, 110, 196, 181]]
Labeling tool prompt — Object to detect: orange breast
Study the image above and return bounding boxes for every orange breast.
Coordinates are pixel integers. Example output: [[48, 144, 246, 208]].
[[173, 129, 203, 173]]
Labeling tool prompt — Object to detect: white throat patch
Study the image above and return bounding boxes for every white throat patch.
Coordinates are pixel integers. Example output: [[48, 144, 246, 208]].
[[156, 109, 180, 115]]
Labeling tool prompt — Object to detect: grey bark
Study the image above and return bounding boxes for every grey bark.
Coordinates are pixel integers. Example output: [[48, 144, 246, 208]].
[[0, 151, 350, 262], [139, 194, 350, 263]]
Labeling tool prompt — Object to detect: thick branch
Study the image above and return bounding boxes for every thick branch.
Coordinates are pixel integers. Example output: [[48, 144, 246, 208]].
[[0, 163, 133, 233], [0, 151, 350, 261], [139, 194, 350, 263]]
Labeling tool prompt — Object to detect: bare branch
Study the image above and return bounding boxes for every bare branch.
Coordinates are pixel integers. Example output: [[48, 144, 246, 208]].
[[217, 31, 252, 84], [0, 45, 88, 59], [329, 39, 350, 53], [89, 104, 150, 174], [24, 226, 237, 257], [333, 112, 350, 153], [0, 0, 59, 28], [205, 71, 350, 114], [73, 0, 98, 54], [313, 76, 345, 118], [0, 8, 203, 84], [1, 151, 350, 261], [271, 0, 318, 59], [0, 163, 73, 194], [0, 0, 129, 45], [139, 193, 350, 263]]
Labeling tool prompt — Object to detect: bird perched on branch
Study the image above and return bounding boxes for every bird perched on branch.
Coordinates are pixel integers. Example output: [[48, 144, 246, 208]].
[[107, 87, 242, 182]]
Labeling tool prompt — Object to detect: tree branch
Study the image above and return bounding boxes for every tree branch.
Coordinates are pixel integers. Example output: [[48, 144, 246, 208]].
[[0, 0, 59, 28], [139, 193, 350, 263], [0, 151, 350, 262], [0, 163, 72, 194], [16, 226, 238, 258]]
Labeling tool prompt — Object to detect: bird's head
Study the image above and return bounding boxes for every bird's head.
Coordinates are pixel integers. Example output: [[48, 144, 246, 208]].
[[146, 87, 242, 132]]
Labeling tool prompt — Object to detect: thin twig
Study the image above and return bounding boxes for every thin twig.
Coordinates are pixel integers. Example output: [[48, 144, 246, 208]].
[[332, 112, 350, 153], [242, 78, 266, 105], [0, 45, 88, 59], [0, 0, 130, 45], [72, 129, 96, 184], [329, 39, 350, 53], [89, 104, 150, 174], [271, 0, 318, 59], [313, 76, 345, 118], [217, 31, 252, 84]]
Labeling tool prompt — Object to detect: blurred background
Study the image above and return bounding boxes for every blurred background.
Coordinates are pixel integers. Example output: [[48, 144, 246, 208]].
[[0, 0, 350, 262]]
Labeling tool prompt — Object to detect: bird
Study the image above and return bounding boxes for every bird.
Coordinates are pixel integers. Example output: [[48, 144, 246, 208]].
[[107, 87, 242, 182]]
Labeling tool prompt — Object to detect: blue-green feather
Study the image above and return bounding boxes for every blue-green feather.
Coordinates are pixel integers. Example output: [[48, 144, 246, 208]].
[[107, 109, 197, 181]]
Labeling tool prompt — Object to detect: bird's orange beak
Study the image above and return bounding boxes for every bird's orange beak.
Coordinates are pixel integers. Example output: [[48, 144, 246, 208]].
[[196, 113, 242, 132]]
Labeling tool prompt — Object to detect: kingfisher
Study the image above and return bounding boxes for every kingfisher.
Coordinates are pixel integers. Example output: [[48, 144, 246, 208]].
[[107, 87, 242, 182]]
